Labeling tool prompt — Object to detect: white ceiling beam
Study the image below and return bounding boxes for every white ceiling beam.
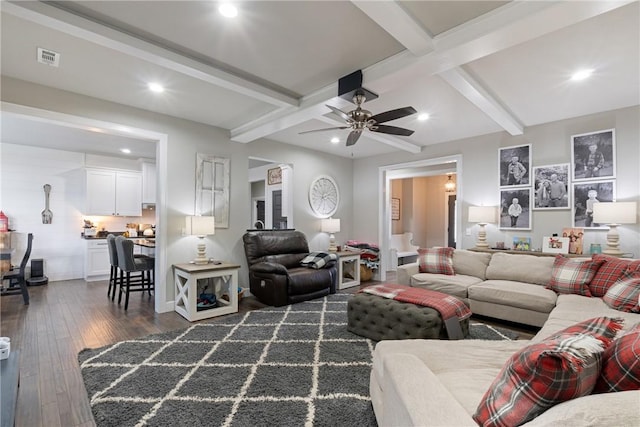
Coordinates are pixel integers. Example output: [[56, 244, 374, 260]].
[[230, 84, 353, 142], [350, 1, 434, 56], [2, 1, 298, 108], [351, 0, 522, 136], [233, 0, 631, 143], [439, 68, 523, 135], [315, 116, 421, 154], [381, 0, 637, 86], [231, 50, 418, 142]]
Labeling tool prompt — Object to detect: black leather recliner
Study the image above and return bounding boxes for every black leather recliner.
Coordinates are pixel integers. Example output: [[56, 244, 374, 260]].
[[243, 230, 337, 307]]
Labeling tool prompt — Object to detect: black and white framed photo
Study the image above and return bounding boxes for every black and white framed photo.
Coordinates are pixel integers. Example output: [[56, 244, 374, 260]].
[[499, 188, 532, 230], [499, 144, 531, 187], [532, 163, 570, 210], [572, 180, 615, 229], [571, 129, 615, 181]]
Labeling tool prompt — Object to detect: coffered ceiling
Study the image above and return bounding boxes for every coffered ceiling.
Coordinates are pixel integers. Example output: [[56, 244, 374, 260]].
[[1, 1, 638, 159]]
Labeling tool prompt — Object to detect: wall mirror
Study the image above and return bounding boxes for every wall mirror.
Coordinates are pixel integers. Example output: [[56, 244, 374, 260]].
[[248, 157, 294, 230]]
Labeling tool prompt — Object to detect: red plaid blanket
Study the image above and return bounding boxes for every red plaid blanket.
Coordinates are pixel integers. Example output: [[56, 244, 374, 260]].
[[361, 284, 471, 322]]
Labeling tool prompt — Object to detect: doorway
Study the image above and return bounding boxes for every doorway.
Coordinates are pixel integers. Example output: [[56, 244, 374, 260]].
[[378, 155, 463, 281], [1, 102, 171, 313], [447, 194, 457, 248]]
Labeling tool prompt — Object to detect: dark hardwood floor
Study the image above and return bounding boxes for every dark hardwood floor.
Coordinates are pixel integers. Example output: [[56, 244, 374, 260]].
[[0, 279, 268, 427], [1, 276, 536, 427]]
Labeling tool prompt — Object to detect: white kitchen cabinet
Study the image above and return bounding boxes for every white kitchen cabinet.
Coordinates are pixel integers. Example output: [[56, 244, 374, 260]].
[[85, 239, 110, 281], [85, 169, 142, 216], [141, 161, 156, 204]]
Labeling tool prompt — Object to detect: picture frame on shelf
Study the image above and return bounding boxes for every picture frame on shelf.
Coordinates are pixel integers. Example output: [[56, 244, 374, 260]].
[[512, 237, 531, 251], [542, 236, 569, 254], [499, 187, 532, 230], [562, 227, 585, 255], [499, 144, 531, 187], [391, 198, 400, 220], [571, 129, 615, 181], [572, 180, 615, 229], [533, 163, 570, 210]]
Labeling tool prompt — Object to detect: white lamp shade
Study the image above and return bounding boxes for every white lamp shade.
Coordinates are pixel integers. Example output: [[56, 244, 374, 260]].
[[593, 202, 637, 224], [185, 215, 215, 236], [468, 206, 497, 224], [321, 218, 340, 233]]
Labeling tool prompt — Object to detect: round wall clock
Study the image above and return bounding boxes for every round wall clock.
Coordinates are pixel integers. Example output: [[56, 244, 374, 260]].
[[309, 175, 339, 218]]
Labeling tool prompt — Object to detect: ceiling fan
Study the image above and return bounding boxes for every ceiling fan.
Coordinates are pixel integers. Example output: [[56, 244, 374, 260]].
[[299, 70, 417, 147]]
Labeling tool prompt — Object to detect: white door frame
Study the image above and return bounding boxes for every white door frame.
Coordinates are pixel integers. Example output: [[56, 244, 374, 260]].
[[378, 154, 463, 281], [1, 102, 172, 313]]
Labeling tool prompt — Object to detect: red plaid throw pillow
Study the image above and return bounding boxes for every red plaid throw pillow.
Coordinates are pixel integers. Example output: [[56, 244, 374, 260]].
[[589, 254, 640, 297], [418, 247, 454, 275], [594, 322, 640, 393], [603, 272, 640, 313], [545, 255, 604, 296], [473, 317, 623, 427]]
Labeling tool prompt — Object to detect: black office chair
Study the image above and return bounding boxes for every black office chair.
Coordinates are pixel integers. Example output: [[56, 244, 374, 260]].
[[1, 233, 33, 305], [115, 236, 154, 310]]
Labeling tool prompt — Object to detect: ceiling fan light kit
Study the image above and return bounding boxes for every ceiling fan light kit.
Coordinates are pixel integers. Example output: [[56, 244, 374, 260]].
[[299, 70, 417, 146]]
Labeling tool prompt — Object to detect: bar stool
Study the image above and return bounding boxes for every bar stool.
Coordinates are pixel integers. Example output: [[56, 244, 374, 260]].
[[106, 234, 120, 300], [115, 236, 154, 310]]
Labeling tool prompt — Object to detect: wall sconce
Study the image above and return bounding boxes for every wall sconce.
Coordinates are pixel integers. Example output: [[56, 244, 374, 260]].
[[321, 218, 341, 252], [593, 202, 637, 256], [185, 215, 215, 264], [468, 206, 497, 248], [444, 174, 456, 193]]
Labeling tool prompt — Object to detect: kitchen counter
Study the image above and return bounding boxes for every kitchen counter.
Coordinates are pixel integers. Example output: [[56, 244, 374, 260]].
[[81, 232, 155, 240]]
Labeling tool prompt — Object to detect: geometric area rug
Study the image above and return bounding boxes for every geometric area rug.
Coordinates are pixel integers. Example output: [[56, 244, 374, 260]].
[[78, 293, 519, 427]]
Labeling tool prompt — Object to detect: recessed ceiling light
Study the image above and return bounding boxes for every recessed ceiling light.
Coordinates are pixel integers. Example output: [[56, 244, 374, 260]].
[[330, 137, 340, 144], [417, 113, 430, 121], [571, 69, 594, 81], [120, 148, 131, 154], [219, 3, 238, 18], [147, 82, 165, 93]]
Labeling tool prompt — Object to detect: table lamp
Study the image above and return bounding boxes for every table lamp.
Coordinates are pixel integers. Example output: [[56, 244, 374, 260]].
[[321, 218, 340, 252], [468, 206, 497, 248], [593, 202, 637, 256], [185, 215, 215, 264]]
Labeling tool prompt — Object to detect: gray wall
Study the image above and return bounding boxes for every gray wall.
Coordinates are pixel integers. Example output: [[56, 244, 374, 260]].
[[1, 77, 353, 309], [354, 106, 640, 257], [3, 75, 639, 308]]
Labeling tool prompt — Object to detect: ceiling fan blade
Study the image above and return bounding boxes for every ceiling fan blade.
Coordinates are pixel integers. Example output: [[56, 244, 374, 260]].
[[370, 106, 417, 124], [371, 124, 415, 136], [299, 126, 349, 135], [326, 105, 351, 122], [346, 130, 362, 146]]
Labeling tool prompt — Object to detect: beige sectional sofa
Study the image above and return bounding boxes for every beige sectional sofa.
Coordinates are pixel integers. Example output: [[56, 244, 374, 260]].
[[397, 250, 562, 327], [372, 250, 640, 426]]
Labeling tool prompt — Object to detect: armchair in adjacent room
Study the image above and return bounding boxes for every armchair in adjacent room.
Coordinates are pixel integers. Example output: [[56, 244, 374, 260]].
[[242, 230, 337, 307]]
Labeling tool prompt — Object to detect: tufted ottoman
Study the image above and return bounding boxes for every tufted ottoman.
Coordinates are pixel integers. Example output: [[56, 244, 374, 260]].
[[347, 292, 469, 341]]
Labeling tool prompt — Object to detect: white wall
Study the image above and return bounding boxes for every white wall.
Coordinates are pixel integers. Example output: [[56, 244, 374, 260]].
[[0, 144, 155, 281], [0, 144, 85, 280], [1, 77, 354, 308], [354, 106, 640, 258]]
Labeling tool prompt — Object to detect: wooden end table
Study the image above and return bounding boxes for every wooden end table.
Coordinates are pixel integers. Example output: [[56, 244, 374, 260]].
[[173, 262, 240, 322]]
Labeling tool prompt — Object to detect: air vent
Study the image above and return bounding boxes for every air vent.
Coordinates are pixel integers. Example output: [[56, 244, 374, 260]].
[[37, 47, 60, 67]]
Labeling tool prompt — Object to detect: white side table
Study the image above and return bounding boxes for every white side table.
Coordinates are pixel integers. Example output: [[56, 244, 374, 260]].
[[173, 262, 240, 322], [336, 251, 361, 289]]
